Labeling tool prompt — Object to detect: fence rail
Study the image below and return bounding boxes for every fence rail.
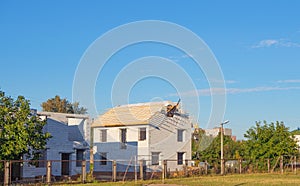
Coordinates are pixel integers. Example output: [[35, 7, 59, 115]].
[[0, 156, 299, 185]]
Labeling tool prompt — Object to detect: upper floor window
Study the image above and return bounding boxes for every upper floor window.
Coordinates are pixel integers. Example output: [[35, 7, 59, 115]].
[[99, 129, 107, 142], [139, 127, 146, 141], [120, 128, 127, 149], [177, 129, 184, 142]]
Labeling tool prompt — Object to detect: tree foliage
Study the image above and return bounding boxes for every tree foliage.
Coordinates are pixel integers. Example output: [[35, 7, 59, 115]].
[[0, 91, 51, 160], [242, 121, 298, 162], [192, 121, 298, 168], [192, 129, 241, 165], [192, 129, 212, 160], [41, 95, 87, 114], [240, 121, 299, 171], [200, 134, 240, 163], [291, 128, 300, 135]]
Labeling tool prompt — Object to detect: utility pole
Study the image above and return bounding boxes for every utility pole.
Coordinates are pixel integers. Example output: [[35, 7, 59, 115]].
[[221, 120, 229, 175]]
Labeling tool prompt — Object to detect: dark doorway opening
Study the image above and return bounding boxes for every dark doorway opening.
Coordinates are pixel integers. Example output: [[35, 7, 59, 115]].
[[61, 153, 70, 176]]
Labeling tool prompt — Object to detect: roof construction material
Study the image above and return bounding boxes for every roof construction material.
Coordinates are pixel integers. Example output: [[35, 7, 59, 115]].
[[92, 101, 175, 127]]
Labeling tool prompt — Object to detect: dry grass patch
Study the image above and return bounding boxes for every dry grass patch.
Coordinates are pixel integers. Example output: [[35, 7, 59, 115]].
[[61, 173, 300, 186]]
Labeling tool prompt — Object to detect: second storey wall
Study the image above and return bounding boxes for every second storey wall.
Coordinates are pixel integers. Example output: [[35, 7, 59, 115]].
[[93, 125, 150, 159]]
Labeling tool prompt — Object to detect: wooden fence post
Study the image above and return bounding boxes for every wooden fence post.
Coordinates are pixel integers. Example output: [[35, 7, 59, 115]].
[[46, 160, 52, 185], [90, 148, 94, 175], [139, 160, 144, 180], [291, 157, 294, 172], [184, 160, 188, 176], [239, 159, 242, 174], [162, 160, 167, 181], [81, 160, 87, 183], [112, 161, 117, 182], [294, 156, 297, 174], [267, 159, 270, 173], [4, 161, 10, 186], [205, 160, 208, 175]]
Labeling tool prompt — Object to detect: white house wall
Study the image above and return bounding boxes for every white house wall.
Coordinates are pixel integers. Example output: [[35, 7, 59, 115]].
[[93, 112, 192, 172], [22, 115, 90, 178], [93, 125, 150, 172], [149, 112, 192, 171], [68, 118, 91, 143]]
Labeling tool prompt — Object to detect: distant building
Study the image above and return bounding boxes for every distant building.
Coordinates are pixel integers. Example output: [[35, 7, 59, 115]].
[[294, 135, 300, 150], [91, 101, 192, 175], [231, 136, 237, 142], [21, 112, 91, 178], [204, 127, 232, 137]]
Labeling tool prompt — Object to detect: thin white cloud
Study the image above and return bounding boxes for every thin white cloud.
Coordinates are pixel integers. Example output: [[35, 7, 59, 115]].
[[252, 39, 300, 48], [225, 86, 300, 94], [212, 79, 238, 84], [253, 39, 279, 48], [171, 86, 300, 97], [277, 79, 300, 83], [225, 80, 238, 84], [197, 79, 238, 84]]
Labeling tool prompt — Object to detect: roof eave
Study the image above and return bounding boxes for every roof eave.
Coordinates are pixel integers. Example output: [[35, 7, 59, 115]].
[[91, 120, 149, 128]]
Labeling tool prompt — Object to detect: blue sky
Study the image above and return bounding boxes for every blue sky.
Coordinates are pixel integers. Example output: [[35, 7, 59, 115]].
[[1, 1, 300, 139]]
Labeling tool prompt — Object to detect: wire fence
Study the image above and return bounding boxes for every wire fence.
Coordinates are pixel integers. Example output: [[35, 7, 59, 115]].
[[0, 156, 299, 185], [0, 160, 88, 185]]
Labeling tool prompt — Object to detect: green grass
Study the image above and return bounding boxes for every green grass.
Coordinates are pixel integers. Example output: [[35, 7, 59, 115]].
[[59, 173, 300, 186]]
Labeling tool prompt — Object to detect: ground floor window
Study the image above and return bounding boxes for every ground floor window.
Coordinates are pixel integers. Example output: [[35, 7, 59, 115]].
[[177, 152, 185, 165], [76, 149, 85, 167], [151, 152, 160, 165], [37, 150, 47, 167], [100, 152, 107, 165]]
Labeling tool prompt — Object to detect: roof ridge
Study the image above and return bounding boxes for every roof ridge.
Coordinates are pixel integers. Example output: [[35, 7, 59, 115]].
[[115, 101, 173, 108]]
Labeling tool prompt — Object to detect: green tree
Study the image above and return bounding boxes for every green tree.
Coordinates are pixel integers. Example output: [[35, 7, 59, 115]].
[[192, 128, 214, 160], [0, 91, 51, 160], [192, 129, 240, 164], [242, 121, 298, 170], [199, 134, 239, 162], [72, 101, 88, 115], [41, 95, 87, 114]]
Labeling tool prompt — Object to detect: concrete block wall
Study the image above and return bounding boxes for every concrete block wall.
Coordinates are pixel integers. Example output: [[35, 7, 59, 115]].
[[22, 113, 90, 178], [93, 112, 192, 173], [149, 112, 192, 171]]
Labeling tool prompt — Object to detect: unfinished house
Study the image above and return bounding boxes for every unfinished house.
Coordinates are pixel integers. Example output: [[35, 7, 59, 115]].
[[92, 101, 192, 178], [21, 111, 91, 179]]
